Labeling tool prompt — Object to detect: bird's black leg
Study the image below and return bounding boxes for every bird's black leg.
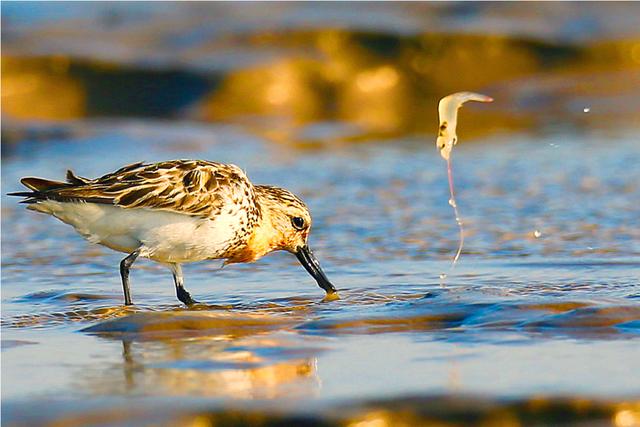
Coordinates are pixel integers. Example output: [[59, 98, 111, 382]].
[[170, 263, 197, 306], [119, 249, 140, 306]]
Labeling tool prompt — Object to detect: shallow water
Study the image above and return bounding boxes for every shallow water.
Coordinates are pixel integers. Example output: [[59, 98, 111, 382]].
[[2, 3, 640, 426], [3, 121, 639, 424]]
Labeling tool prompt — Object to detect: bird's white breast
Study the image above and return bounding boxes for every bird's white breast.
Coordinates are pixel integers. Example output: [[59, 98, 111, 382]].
[[31, 201, 246, 263]]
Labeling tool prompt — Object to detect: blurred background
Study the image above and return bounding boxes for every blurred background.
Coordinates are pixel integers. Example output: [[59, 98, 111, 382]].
[[3, 2, 640, 144], [2, 2, 640, 426]]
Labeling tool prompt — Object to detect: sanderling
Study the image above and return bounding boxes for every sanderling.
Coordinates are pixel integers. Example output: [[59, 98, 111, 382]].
[[9, 160, 337, 306]]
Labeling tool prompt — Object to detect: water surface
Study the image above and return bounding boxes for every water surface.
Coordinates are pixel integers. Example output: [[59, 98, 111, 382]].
[[2, 3, 640, 426]]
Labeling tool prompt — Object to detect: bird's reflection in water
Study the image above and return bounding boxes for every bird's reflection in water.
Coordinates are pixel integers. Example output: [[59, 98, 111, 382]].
[[86, 333, 322, 399]]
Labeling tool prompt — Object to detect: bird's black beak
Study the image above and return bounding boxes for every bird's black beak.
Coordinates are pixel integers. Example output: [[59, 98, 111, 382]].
[[295, 245, 337, 294]]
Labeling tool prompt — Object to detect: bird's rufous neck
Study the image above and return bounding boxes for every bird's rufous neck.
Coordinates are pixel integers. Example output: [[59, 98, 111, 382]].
[[226, 202, 283, 264]]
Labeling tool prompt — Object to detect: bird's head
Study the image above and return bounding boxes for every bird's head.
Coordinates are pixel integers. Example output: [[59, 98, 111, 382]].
[[436, 92, 493, 160], [253, 185, 337, 295]]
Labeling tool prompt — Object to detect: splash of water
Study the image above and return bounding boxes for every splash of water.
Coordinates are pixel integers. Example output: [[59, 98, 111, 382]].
[[447, 157, 464, 267]]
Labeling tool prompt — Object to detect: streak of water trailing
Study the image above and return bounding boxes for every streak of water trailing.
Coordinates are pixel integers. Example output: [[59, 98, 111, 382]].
[[447, 156, 464, 268]]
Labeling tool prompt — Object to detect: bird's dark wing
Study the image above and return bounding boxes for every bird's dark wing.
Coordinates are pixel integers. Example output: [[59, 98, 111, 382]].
[[16, 160, 256, 218]]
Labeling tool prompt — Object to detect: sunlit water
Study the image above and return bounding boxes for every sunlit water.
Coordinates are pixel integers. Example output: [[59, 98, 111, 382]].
[[2, 119, 639, 424], [2, 2, 640, 425]]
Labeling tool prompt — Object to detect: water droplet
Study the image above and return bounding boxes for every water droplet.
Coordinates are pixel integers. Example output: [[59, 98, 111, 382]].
[[533, 230, 542, 238], [439, 273, 447, 280], [448, 198, 456, 207], [583, 107, 590, 113]]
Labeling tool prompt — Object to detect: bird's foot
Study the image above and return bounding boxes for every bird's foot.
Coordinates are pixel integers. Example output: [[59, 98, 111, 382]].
[[176, 286, 197, 307]]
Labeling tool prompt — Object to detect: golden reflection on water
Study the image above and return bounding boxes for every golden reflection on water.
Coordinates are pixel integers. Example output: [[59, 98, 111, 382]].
[[198, 30, 640, 143], [614, 404, 640, 427], [132, 356, 318, 400], [83, 331, 321, 399], [5, 290, 638, 340], [2, 294, 639, 424], [161, 396, 638, 427], [82, 310, 302, 338], [63, 309, 322, 398], [1, 56, 85, 120], [3, 30, 639, 142], [7, 395, 636, 427], [199, 32, 539, 140]]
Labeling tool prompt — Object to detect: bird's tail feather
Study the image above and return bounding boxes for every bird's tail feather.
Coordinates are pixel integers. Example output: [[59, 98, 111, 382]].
[[21, 177, 68, 192], [7, 177, 70, 204]]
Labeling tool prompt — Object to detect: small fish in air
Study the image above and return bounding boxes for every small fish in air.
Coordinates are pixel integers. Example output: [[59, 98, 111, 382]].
[[436, 92, 493, 268]]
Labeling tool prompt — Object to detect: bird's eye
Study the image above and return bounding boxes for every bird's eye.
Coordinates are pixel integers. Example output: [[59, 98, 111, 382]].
[[291, 216, 305, 230]]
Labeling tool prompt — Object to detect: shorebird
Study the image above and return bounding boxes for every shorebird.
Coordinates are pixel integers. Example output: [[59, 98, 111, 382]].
[[9, 160, 337, 306]]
